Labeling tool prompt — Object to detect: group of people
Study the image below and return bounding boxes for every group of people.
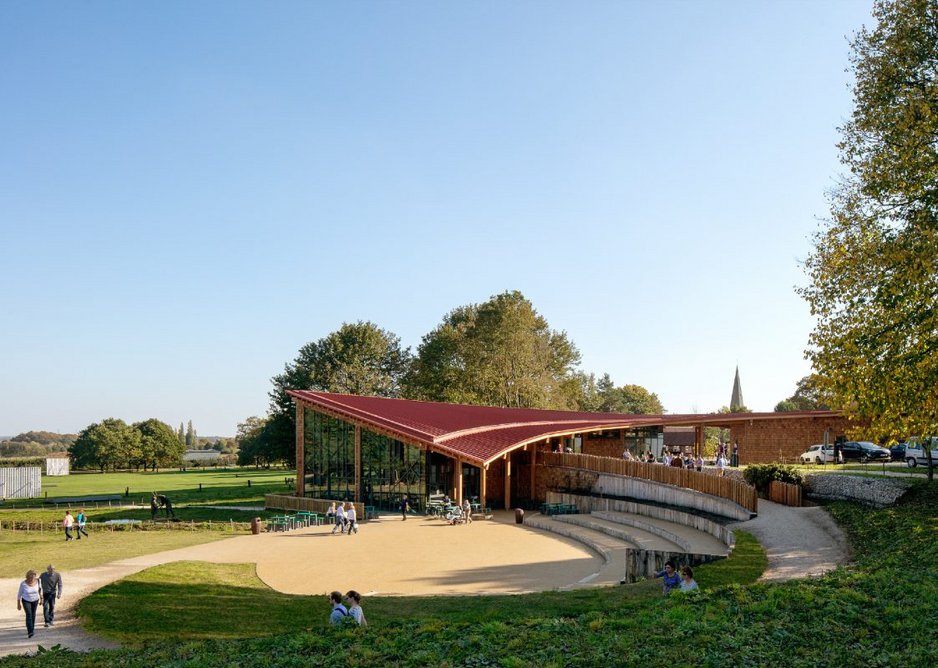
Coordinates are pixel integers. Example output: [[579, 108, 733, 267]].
[[653, 560, 698, 595], [62, 510, 89, 542], [15, 565, 63, 638], [326, 502, 359, 535], [328, 590, 367, 625]]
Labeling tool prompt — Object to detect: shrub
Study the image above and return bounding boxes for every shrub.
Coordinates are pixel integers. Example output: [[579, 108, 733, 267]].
[[743, 463, 803, 494]]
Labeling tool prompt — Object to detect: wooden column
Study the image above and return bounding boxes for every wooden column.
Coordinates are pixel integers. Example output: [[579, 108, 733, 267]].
[[295, 403, 305, 498], [455, 460, 463, 504], [529, 444, 537, 500], [504, 454, 511, 509], [695, 425, 704, 456], [354, 425, 361, 502], [480, 465, 487, 510]]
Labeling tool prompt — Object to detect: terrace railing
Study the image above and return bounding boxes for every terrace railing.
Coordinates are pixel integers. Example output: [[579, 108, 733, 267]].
[[539, 452, 758, 513]]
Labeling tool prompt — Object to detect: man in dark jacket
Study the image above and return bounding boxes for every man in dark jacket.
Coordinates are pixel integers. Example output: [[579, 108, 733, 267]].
[[39, 564, 63, 627]]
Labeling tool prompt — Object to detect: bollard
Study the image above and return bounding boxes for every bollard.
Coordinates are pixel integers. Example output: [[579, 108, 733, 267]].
[[248, 480, 251, 488]]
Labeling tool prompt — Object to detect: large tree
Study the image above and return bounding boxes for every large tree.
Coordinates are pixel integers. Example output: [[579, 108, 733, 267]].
[[262, 321, 412, 465], [404, 291, 582, 409], [775, 375, 831, 412], [135, 418, 185, 470], [800, 0, 938, 477], [69, 418, 142, 471], [590, 373, 665, 414]]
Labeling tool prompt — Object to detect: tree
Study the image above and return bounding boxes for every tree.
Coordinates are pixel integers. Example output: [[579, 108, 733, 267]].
[[177, 422, 185, 446], [800, 0, 938, 478], [591, 374, 665, 414], [775, 375, 831, 412], [236, 416, 282, 467], [135, 418, 185, 470], [185, 420, 196, 448], [69, 418, 142, 471], [262, 321, 412, 465], [405, 290, 582, 409]]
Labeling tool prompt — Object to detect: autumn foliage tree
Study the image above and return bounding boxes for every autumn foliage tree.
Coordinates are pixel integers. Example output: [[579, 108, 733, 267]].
[[801, 0, 937, 478]]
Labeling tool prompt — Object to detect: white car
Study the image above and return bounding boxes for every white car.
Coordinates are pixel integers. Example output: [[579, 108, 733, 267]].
[[904, 437, 938, 468], [799, 444, 836, 464]]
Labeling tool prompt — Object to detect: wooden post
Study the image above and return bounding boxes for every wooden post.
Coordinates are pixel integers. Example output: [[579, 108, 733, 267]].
[[295, 403, 305, 498], [530, 444, 537, 500], [354, 425, 361, 503], [504, 454, 511, 510], [480, 465, 487, 511], [456, 460, 463, 504]]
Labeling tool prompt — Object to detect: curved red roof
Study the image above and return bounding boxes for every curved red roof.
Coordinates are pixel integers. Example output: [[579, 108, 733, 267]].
[[288, 390, 841, 466]]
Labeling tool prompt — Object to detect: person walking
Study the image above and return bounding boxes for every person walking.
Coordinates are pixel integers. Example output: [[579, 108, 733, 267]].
[[63, 511, 74, 541], [462, 498, 472, 525], [344, 590, 367, 625], [16, 570, 42, 638], [346, 503, 358, 535], [38, 564, 63, 627], [400, 496, 409, 521], [328, 591, 349, 624], [331, 502, 346, 535], [76, 509, 89, 539]]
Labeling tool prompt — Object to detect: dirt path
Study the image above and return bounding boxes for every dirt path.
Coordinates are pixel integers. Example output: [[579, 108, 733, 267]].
[[1, 503, 853, 657], [730, 499, 851, 581]]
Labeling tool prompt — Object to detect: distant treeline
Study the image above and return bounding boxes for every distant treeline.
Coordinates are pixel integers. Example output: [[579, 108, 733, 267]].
[[0, 431, 76, 458]]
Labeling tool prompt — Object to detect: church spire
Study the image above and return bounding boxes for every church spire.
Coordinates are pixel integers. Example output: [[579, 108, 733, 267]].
[[730, 366, 745, 411]]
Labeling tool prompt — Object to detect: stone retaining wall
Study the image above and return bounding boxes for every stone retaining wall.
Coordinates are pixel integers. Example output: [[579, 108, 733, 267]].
[[803, 474, 909, 508]]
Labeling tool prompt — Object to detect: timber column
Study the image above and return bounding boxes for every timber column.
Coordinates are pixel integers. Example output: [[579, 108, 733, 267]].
[[504, 454, 511, 509], [354, 425, 361, 503], [295, 403, 305, 498]]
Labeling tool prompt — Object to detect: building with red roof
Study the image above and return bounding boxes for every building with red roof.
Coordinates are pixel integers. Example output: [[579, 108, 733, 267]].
[[288, 390, 850, 511]]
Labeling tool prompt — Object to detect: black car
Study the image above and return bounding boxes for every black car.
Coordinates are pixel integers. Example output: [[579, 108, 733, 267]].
[[841, 441, 891, 463], [889, 443, 907, 461]]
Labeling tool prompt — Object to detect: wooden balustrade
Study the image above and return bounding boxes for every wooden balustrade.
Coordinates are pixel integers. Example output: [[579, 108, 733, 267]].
[[767, 480, 802, 507], [539, 452, 758, 513]]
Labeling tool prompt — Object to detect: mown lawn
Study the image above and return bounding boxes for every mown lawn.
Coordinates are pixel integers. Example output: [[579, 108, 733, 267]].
[[1, 484, 934, 667], [0, 530, 228, 578]]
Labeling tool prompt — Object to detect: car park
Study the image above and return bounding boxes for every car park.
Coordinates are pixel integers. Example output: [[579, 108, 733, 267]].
[[840, 441, 890, 463], [904, 437, 938, 468], [799, 444, 836, 464]]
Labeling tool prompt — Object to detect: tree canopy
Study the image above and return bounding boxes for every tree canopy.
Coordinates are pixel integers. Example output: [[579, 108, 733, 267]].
[[580, 373, 665, 414], [135, 418, 185, 469], [800, 0, 938, 450], [404, 291, 582, 409], [775, 375, 831, 412], [69, 418, 142, 471]]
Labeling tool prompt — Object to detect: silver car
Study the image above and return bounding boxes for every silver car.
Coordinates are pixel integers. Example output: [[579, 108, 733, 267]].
[[799, 444, 836, 464], [904, 437, 938, 468]]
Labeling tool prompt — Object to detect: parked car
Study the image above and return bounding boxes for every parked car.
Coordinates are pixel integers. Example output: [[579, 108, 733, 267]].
[[889, 442, 906, 461], [840, 441, 891, 463], [799, 444, 836, 464], [904, 437, 938, 468]]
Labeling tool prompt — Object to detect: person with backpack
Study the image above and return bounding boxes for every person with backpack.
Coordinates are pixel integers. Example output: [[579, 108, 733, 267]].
[[76, 509, 89, 539], [328, 591, 349, 625]]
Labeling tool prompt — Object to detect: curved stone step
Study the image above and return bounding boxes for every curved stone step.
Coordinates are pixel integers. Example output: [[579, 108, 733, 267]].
[[553, 514, 687, 552], [590, 510, 729, 556], [523, 515, 631, 587]]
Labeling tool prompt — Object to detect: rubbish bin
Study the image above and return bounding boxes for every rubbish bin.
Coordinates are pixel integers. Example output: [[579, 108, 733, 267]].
[[731, 454, 739, 467], [251, 517, 261, 535], [515, 508, 524, 524]]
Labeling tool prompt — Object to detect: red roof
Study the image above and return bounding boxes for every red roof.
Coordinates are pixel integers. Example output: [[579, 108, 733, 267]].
[[288, 391, 841, 466]]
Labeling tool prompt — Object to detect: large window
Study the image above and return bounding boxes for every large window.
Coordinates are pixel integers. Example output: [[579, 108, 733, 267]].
[[360, 428, 427, 510], [303, 409, 355, 501]]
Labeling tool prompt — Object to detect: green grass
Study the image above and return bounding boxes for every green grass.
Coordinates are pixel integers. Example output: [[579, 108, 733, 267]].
[[8, 467, 295, 507], [0, 530, 227, 578], [2, 485, 934, 667], [72, 530, 765, 643]]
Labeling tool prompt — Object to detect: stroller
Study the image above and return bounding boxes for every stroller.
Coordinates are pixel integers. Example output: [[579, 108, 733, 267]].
[[444, 505, 465, 525]]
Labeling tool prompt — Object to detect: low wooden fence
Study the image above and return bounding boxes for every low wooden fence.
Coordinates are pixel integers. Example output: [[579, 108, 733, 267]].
[[768, 480, 802, 507], [540, 452, 758, 513]]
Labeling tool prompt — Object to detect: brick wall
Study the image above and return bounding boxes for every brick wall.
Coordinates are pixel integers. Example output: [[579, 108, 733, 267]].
[[730, 416, 855, 464]]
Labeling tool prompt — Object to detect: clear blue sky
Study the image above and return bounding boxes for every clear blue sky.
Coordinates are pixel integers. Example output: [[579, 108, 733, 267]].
[[0, 1, 873, 436]]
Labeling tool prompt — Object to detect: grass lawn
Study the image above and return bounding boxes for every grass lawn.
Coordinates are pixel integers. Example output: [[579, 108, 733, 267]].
[[25, 467, 295, 506], [1, 485, 934, 667], [0, 530, 228, 578], [75, 530, 766, 643]]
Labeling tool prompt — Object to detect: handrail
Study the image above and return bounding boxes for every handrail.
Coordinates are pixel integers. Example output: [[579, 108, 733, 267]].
[[539, 452, 758, 513]]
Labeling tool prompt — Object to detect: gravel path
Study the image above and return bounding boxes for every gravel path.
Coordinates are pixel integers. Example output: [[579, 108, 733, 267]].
[[730, 499, 851, 581], [1, 502, 853, 657]]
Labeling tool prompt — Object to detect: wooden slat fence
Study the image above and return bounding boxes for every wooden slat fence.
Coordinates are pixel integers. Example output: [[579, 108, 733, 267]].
[[540, 452, 758, 513], [767, 480, 802, 507]]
